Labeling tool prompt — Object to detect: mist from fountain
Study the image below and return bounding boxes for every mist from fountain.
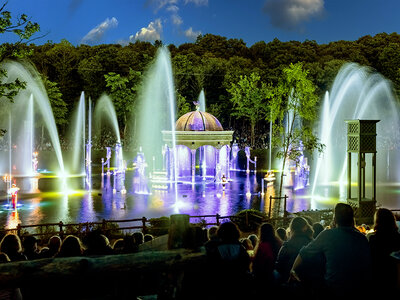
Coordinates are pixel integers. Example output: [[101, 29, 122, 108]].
[[0, 60, 65, 176], [198, 89, 206, 112], [70, 92, 86, 175], [311, 62, 400, 201], [94, 94, 121, 144], [136, 47, 177, 177], [136, 47, 179, 204]]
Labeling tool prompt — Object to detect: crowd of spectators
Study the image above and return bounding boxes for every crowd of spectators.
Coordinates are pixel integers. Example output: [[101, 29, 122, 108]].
[[0, 205, 399, 299], [201, 204, 400, 299]]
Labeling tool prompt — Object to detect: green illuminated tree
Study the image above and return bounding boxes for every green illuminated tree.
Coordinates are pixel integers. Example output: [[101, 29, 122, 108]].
[[228, 72, 272, 147], [104, 68, 142, 140], [269, 62, 324, 201], [0, 2, 40, 100]]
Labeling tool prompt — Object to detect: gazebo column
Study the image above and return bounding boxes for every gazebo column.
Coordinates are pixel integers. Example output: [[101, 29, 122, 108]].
[[215, 147, 220, 180], [225, 145, 231, 180], [202, 146, 206, 180], [169, 147, 175, 181], [191, 149, 196, 183]]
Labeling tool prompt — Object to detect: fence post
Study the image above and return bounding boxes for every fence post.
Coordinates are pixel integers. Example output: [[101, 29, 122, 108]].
[[283, 195, 288, 218], [168, 214, 190, 250], [269, 196, 272, 219], [216, 214, 220, 226], [59, 221, 64, 239], [142, 217, 147, 232]]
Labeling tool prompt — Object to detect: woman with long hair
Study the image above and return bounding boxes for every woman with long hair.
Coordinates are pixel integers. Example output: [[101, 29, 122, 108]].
[[368, 208, 400, 292], [252, 222, 282, 285]]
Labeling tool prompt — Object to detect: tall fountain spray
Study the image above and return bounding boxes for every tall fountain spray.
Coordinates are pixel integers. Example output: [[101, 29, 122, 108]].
[[311, 63, 400, 201], [197, 89, 207, 177], [94, 94, 124, 192], [198, 89, 206, 112], [85, 97, 92, 189], [137, 47, 178, 177], [0, 61, 65, 177], [94, 94, 121, 145], [136, 47, 178, 198], [70, 92, 86, 175]]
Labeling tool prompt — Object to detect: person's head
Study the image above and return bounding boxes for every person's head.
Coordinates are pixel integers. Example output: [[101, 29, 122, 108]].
[[22, 235, 38, 253], [207, 226, 218, 240], [0, 234, 22, 256], [276, 227, 287, 241], [373, 208, 398, 233], [288, 217, 313, 238], [240, 238, 253, 250], [259, 222, 276, 243], [247, 234, 258, 248], [57, 235, 83, 257], [217, 222, 240, 243], [144, 234, 154, 243], [132, 231, 144, 245], [48, 235, 62, 252], [312, 222, 324, 238], [123, 234, 135, 252], [333, 203, 355, 227], [112, 238, 124, 250]]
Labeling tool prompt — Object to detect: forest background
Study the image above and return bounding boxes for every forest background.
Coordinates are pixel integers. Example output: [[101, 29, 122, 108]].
[[3, 32, 400, 151]]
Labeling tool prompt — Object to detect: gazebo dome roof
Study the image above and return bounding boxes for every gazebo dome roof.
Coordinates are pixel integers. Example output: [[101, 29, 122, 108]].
[[175, 111, 223, 131]]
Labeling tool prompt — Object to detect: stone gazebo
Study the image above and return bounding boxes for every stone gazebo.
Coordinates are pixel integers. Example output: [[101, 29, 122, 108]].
[[162, 110, 234, 182]]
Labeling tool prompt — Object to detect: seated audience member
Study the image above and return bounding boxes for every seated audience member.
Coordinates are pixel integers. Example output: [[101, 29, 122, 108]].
[[240, 237, 254, 258], [122, 234, 137, 253], [248, 233, 258, 249], [112, 238, 125, 254], [276, 227, 287, 241], [205, 222, 250, 299], [252, 222, 282, 289], [143, 234, 154, 243], [132, 231, 144, 251], [83, 230, 113, 256], [22, 235, 41, 260], [368, 208, 400, 292], [204, 226, 220, 253], [312, 222, 324, 239], [207, 226, 218, 241], [40, 235, 62, 258], [56, 235, 84, 257], [290, 203, 372, 298], [0, 234, 27, 262], [275, 217, 313, 283]]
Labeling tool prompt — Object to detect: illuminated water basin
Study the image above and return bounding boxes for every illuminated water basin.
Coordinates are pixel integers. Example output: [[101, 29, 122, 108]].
[[1, 170, 399, 229]]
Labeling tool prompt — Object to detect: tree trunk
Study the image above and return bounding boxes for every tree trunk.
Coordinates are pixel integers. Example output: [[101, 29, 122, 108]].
[[279, 144, 288, 198], [251, 121, 255, 147]]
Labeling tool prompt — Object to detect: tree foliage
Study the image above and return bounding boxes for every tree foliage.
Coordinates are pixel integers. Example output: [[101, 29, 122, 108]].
[[228, 72, 272, 147], [269, 62, 324, 198], [1, 27, 400, 149], [0, 2, 40, 101], [42, 76, 68, 125], [104, 68, 142, 139]]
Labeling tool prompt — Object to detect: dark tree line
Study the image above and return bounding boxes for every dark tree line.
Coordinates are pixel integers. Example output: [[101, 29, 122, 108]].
[[4, 32, 400, 148]]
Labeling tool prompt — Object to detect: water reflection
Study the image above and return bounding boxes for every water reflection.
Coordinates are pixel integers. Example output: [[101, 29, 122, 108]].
[[1, 170, 399, 229], [7, 210, 20, 229]]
